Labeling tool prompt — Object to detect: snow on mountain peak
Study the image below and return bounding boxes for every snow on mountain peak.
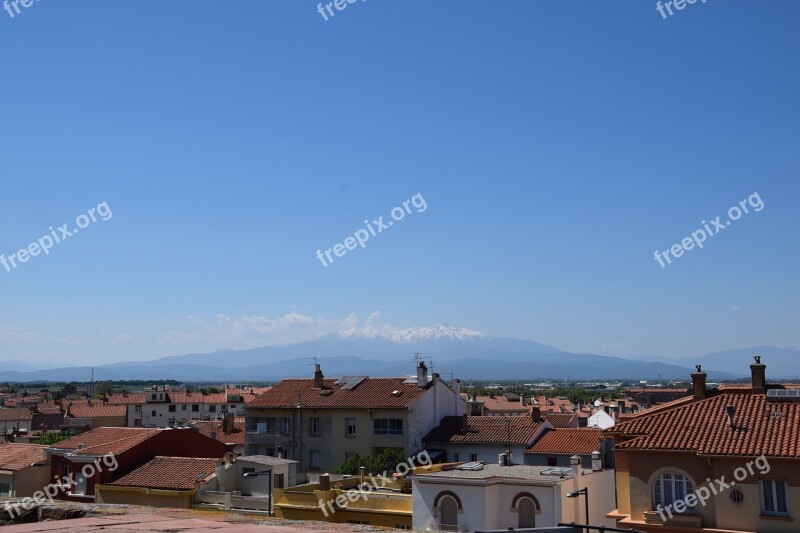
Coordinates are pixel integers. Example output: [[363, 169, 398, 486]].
[[336, 323, 486, 344]]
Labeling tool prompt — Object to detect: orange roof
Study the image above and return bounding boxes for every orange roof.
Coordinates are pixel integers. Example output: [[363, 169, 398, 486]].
[[64, 403, 126, 419], [0, 443, 47, 470], [527, 428, 603, 455], [424, 415, 542, 445], [109, 456, 217, 490], [543, 413, 577, 428], [0, 408, 33, 422], [52, 427, 161, 456], [190, 420, 245, 446], [608, 389, 800, 457], [105, 392, 147, 405], [167, 392, 227, 404], [248, 377, 430, 409], [35, 402, 63, 415], [475, 395, 530, 413]]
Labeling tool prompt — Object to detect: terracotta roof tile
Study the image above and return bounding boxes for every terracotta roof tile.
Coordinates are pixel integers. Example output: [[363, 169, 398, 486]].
[[608, 389, 800, 457], [527, 428, 603, 455], [543, 413, 577, 428], [0, 443, 47, 470], [424, 416, 542, 445], [52, 427, 161, 456], [247, 377, 430, 409], [475, 395, 530, 414], [35, 402, 64, 415], [190, 420, 245, 446], [64, 403, 126, 419], [0, 408, 33, 422], [109, 456, 217, 490]]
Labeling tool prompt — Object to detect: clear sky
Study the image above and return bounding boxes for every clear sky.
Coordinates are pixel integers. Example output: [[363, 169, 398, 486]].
[[1, 0, 798, 366]]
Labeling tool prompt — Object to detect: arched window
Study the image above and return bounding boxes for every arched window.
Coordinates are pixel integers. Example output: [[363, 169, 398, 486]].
[[439, 496, 459, 530], [511, 492, 541, 528], [518, 497, 537, 528], [653, 472, 695, 513]]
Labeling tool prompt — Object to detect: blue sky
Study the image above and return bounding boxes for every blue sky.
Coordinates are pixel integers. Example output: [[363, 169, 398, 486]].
[[0, 1, 798, 366]]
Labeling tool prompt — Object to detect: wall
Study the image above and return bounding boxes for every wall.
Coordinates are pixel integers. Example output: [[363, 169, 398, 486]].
[[96, 485, 194, 508]]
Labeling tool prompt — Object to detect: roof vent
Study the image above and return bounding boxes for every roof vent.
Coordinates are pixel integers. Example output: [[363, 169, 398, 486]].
[[77, 443, 85, 450], [391, 390, 402, 397], [726, 405, 736, 428]]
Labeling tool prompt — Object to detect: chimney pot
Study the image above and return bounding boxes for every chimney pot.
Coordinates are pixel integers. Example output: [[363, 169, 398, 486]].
[[530, 405, 541, 423], [726, 405, 736, 428], [416, 362, 428, 388], [319, 473, 331, 491], [314, 363, 325, 389], [692, 365, 707, 401], [750, 356, 766, 395]]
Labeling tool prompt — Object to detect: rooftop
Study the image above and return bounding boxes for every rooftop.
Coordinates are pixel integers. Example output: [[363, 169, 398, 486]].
[[423, 415, 542, 445], [0, 442, 47, 470], [247, 376, 432, 409], [527, 428, 603, 455], [190, 419, 246, 446], [414, 463, 575, 483], [50, 427, 163, 456], [0, 407, 33, 422], [237, 455, 298, 466], [109, 456, 217, 490]]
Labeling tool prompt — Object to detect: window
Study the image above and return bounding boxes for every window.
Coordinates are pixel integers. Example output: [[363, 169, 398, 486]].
[[181, 404, 187, 411], [310, 450, 321, 470], [373, 418, 403, 435], [168, 405, 176, 412], [470, 454, 478, 462], [134, 405, 141, 412], [192, 404, 199, 412], [0, 483, 10, 496], [653, 473, 694, 514], [310, 417, 320, 435], [346, 418, 357, 436], [151, 410, 156, 417], [547, 457, 557, 467], [61, 465, 72, 490], [281, 417, 290, 435], [151, 394, 157, 401], [761, 480, 789, 516], [73, 471, 87, 495], [209, 405, 217, 413]]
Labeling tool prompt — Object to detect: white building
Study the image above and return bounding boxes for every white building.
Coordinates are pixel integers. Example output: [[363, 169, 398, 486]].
[[412, 456, 615, 532]]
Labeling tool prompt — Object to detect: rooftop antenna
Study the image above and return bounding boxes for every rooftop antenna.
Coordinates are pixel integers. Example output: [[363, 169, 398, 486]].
[[411, 353, 425, 366]]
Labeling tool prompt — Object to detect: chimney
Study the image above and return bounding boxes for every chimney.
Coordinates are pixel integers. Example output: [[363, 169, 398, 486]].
[[618, 400, 625, 414], [591, 451, 602, 471], [314, 363, 325, 389], [519, 394, 526, 406], [417, 361, 428, 387], [692, 365, 707, 401], [453, 379, 461, 397], [726, 405, 736, 428], [570, 455, 581, 477], [319, 473, 331, 491], [461, 414, 468, 432], [530, 404, 541, 422], [750, 356, 766, 395], [224, 412, 235, 434]]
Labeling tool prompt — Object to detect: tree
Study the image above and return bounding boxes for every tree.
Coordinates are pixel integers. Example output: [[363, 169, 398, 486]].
[[334, 449, 408, 476]]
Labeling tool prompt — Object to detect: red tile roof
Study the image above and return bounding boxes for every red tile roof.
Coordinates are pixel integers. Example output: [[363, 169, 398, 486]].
[[608, 389, 800, 458], [0, 408, 33, 422], [105, 392, 147, 405], [543, 413, 577, 428], [0, 443, 47, 470], [247, 377, 430, 409], [424, 415, 543, 445], [35, 402, 64, 415], [52, 427, 161, 456], [527, 428, 603, 455], [475, 395, 530, 414], [167, 392, 227, 404], [64, 403, 126, 419], [190, 420, 245, 446], [109, 456, 217, 490]]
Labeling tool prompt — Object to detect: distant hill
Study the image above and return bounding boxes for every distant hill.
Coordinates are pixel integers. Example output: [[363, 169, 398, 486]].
[[0, 323, 771, 383]]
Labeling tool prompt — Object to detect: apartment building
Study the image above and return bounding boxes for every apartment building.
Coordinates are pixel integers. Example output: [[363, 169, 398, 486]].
[[607, 357, 800, 533], [245, 362, 465, 473], [105, 386, 263, 427]]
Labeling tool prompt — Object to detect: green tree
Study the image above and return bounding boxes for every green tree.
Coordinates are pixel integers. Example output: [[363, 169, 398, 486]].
[[334, 449, 408, 476]]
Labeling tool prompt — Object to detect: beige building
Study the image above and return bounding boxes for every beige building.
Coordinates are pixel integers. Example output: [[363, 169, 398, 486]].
[[246, 362, 465, 474], [607, 357, 800, 533]]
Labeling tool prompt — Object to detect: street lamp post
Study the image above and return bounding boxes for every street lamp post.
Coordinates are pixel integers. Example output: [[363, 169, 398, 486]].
[[566, 487, 589, 533], [243, 468, 273, 516]]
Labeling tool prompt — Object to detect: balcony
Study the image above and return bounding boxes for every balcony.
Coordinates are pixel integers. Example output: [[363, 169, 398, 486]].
[[644, 510, 702, 528]]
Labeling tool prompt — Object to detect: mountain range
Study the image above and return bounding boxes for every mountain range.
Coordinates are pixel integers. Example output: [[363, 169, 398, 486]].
[[0, 324, 796, 383]]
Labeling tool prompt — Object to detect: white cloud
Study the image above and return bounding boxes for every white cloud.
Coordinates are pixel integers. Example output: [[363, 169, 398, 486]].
[[160, 311, 362, 349], [115, 333, 138, 342], [0, 323, 79, 345]]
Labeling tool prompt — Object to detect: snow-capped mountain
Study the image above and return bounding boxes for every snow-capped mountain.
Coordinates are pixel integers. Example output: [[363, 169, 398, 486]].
[[335, 323, 486, 343]]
